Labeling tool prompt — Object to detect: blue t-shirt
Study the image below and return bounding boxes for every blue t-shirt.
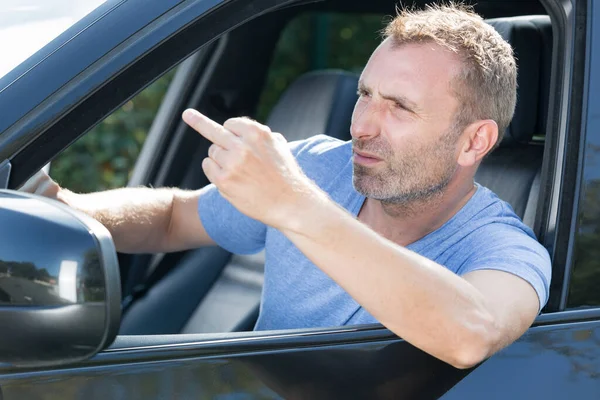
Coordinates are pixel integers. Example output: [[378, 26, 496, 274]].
[[198, 135, 552, 331]]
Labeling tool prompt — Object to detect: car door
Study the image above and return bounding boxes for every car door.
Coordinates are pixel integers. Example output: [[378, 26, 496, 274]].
[[0, 0, 599, 399]]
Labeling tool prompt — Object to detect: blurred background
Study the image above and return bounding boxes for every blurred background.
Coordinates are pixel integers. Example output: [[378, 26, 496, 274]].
[[50, 12, 384, 193]]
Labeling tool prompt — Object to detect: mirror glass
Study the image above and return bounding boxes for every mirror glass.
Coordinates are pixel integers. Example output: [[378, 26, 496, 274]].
[[0, 191, 120, 367]]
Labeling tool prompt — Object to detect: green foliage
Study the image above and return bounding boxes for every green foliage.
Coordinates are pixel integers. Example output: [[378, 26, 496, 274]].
[[323, 13, 387, 70], [50, 70, 176, 193]]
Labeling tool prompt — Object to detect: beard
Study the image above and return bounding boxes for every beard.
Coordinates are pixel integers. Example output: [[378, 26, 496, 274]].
[[352, 128, 459, 204]]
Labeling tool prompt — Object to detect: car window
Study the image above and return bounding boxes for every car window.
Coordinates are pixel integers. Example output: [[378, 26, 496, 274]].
[[256, 12, 385, 122], [49, 70, 176, 192], [0, 0, 107, 81], [566, 47, 600, 309], [568, 174, 600, 308]]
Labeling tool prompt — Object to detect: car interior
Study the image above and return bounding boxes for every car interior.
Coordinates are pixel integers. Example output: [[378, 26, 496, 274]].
[[71, 0, 554, 336]]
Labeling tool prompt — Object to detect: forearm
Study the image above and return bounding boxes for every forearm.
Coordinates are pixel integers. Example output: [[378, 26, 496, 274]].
[[280, 188, 497, 368], [58, 186, 183, 253]]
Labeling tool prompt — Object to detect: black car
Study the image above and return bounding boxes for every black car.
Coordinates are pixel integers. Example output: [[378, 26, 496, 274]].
[[0, 0, 598, 398]]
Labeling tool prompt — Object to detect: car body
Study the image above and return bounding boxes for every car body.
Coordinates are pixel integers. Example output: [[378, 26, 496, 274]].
[[0, 0, 599, 398]]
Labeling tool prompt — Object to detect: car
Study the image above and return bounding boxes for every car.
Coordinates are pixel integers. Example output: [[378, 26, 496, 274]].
[[0, 0, 598, 398]]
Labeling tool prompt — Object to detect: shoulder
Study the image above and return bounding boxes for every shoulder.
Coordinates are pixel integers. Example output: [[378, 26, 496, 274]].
[[467, 185, 537, 238], [457, 185, 552, 308], [459, 185, 544, 253], [288, 134, 352, 182], [289, 134, 350, 159]]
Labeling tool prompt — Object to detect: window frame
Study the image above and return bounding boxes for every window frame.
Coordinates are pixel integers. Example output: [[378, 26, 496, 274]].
[[0, 0, 593, 338], [537, 0, 592, 313], [561, 0, 600, 311]]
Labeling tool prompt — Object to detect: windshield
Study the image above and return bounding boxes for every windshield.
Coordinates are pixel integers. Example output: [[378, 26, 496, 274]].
[[0, 0, 107, 81]]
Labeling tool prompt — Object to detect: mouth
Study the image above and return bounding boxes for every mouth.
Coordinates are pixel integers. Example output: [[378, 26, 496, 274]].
[[353, 149, 383, 165]]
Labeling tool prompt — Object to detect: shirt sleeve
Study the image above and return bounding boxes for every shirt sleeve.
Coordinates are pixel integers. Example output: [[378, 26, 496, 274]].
[[197, 134, 341, 255], [457, 222, 552, 312], [197, 184, 267, 255]]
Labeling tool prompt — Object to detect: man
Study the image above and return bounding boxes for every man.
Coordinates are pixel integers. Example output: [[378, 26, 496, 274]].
[[21, 4, 551, 369]]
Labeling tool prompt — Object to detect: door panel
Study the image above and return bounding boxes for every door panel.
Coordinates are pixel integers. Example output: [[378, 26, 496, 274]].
[[2, 321, 599, 399], [442, 320, 600, 399], [0, 328, 467, 400]]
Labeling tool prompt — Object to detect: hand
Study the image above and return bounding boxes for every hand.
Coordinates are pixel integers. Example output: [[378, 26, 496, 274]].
[[182, 109, 317, 230], [19, 169, 62, 200]]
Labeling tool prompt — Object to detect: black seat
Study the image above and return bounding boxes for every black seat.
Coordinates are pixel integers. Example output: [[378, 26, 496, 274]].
[[476, 16, 552, 228], [266, 69, 359, 142]]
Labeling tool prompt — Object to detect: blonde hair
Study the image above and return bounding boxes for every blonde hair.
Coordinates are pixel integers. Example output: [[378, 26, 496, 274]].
[[384, 3, 517, 146]]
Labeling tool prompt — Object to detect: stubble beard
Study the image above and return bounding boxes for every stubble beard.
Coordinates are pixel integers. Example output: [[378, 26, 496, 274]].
[[352, 129, 459, 207]]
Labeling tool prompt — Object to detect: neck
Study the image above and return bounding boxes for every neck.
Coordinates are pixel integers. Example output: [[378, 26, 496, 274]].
[[358, 179, 476, 247]]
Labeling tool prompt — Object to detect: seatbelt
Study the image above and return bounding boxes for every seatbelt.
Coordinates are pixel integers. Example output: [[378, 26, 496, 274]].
[[523, 169, 541, 230], [121, 252, 180, 314]]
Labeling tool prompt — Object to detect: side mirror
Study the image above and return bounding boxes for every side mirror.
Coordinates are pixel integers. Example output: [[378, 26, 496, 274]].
[[0, 190, 121, 367]]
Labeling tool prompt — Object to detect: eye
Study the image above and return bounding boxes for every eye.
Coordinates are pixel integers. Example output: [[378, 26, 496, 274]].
[[393, 101, 406, 110], [357, 88, 371, 98]]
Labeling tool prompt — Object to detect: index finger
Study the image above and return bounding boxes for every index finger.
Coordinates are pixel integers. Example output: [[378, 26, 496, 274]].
[[182, 109, 238, 149]]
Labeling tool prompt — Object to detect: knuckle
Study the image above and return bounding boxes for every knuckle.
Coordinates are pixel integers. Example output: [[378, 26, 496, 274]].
[[256, 127, 269, 139], [223, 117, 241, 130], [250, 125, 271, 142], [245, 128, 260, 143], [250, 118, 271, 133], [225, 116, 273, 143]]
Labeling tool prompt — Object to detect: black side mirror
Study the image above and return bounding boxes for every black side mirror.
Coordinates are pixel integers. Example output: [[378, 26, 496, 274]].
[[0, 190, 121, 367]]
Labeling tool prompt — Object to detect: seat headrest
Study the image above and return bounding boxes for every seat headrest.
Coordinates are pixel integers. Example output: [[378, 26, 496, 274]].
[[266, 69, 359, 142], [269, 16, 552, 147], [486, 16, 552, 146]]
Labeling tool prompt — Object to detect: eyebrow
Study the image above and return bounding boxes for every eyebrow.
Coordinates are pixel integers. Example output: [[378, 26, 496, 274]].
[[357, 80, 420, 115]]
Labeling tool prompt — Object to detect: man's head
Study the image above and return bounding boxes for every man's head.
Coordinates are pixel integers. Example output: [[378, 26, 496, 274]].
[[351, 3, 517, 204]]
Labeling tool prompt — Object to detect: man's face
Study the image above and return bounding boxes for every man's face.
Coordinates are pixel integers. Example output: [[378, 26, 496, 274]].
[[351, 39, 465, 203]]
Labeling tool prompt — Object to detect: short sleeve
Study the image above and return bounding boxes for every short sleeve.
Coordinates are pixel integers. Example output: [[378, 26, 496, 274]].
[[457, 222, 552, 311], [197, 185, 267, 255], [197, 134, 345, 255]]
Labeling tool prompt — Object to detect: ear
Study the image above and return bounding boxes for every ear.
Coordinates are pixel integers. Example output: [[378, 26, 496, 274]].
[[457, 120, 499, 167]]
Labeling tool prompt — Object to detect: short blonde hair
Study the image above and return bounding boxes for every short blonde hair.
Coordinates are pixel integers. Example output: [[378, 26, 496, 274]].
[[384, 3, 517, 146]]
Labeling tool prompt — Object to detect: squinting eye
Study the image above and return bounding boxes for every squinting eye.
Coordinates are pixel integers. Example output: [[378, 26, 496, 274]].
[[357, 89, 370, 98]]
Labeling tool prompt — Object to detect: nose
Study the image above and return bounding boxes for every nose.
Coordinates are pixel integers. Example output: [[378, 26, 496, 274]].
[[350, 98, 381, 140]]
